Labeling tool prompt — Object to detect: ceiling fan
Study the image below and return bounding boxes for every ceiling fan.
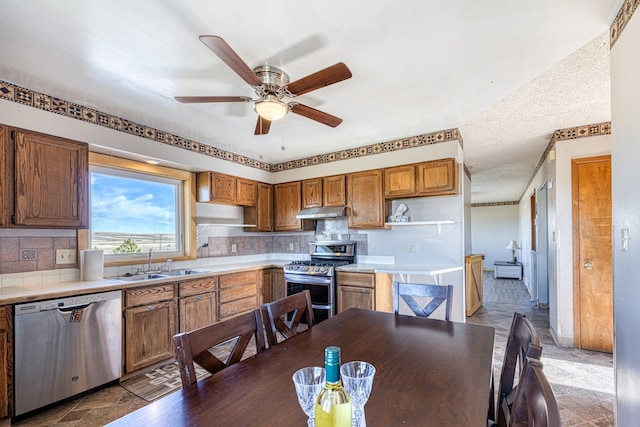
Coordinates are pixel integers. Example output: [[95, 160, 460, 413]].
[[175, 35, 352, 135]]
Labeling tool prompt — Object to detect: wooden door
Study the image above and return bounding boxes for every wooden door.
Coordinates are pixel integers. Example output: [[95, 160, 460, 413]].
[[323, 175, 346, 206], [179, 293, 216, 333], [572, 155, 612, 352], [338, 286, 374, 313], [236, 178, 257, 206], [465, 254, 483, 316], [125, 301, 177, 372], [301, 178, 323, 208], [384, 165, 416, 198], [274, 181, 303, 231], [13, 130, 88, 227], [347, 170, 384, 229], [416, 158, 458, 196]]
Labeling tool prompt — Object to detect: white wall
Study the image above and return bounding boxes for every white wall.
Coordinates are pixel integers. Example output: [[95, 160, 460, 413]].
[[471, 205, 519, 268], [611, 7, 640, 423]]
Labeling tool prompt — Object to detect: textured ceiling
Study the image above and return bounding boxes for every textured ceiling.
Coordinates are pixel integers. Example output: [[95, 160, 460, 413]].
[[0, 0, 617, 203]]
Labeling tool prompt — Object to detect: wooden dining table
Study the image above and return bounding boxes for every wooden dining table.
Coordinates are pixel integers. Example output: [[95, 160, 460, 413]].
[[108, 308, 495, 426]]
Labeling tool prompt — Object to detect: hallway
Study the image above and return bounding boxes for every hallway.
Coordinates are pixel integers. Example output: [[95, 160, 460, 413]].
[[468, 273, 614, 426]]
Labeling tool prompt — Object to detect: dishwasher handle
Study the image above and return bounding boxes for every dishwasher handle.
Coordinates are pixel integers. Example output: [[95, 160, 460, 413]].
[[57, 303, 92, 313]]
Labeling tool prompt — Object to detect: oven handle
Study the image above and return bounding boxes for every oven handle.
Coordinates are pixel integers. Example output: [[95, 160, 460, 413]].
[[284, 275, 332, 285]]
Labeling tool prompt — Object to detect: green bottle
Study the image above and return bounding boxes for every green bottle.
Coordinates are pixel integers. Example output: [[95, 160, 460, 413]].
[[315, 346, 352, 426]]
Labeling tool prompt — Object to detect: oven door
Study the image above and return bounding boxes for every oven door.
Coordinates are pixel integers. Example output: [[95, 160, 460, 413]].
[[284, 273, 334, 323]]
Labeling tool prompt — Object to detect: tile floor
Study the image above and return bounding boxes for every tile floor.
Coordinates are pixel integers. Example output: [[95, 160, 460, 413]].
[[11, 273, 615, 426]]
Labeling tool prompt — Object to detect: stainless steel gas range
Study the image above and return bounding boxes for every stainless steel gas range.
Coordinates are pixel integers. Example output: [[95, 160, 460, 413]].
[[283, 240, 356, 322]]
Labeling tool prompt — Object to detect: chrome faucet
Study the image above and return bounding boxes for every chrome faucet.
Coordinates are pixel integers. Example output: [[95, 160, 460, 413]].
[[148, 249, 153, 272]]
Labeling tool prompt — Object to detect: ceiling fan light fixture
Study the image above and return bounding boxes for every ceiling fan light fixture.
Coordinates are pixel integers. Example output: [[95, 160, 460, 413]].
[[254, 95, 289, 121]]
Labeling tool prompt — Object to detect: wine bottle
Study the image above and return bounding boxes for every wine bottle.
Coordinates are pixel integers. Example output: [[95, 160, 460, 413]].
[[315, 346, 352, 427]]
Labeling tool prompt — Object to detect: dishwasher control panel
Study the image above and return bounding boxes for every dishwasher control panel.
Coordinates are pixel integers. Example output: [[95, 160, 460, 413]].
[[14, 290, 122, 315]]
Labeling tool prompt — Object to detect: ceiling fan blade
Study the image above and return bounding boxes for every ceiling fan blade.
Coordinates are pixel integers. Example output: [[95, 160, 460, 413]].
[[254, 116, 272, 135], [199, 35, 264, 87], [290, 103, 343, 128], [174, 96, 251, 103], [287, 62, 352, 96]]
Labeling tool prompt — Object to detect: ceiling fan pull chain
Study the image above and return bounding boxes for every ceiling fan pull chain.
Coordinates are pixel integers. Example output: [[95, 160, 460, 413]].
[[281, 114, 286, 151]]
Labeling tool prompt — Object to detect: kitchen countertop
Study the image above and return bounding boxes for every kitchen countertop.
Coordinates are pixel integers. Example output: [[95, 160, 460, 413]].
[[0, 260, 289, 305], [336, 263, 463, 275]]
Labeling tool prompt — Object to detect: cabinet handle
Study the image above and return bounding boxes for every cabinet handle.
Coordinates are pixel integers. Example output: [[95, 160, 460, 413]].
[[584, 262, 593, 270], [147, 305, 153, 310]]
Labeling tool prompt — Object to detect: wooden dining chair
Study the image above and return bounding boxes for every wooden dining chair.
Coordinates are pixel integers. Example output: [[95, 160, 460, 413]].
[[393, 281, 453, 320], [260, 290, 314, 347], [173, 309, 266, 388], [509, 357, 561, 427], [495, 312, 543, 427]]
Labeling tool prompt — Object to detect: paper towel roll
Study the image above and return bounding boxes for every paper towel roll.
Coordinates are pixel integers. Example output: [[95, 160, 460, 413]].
[[82, 250, 104, 281]]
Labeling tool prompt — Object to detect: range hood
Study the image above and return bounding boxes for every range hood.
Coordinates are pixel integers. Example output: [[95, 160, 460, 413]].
[[296, 206, 346, 219]]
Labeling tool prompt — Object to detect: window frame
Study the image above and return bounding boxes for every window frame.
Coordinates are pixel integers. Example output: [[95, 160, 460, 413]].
[[79, 153, 196, 267]]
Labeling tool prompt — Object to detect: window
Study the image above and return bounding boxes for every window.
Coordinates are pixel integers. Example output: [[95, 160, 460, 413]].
[[84, 153, 196, 264]]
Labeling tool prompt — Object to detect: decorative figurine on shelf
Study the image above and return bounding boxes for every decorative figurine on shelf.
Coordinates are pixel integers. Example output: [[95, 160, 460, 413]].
[[388, 203, 409, 223]]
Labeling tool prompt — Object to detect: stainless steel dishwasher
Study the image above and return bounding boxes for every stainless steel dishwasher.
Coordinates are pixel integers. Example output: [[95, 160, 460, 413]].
[[14, 290, 122, 416]]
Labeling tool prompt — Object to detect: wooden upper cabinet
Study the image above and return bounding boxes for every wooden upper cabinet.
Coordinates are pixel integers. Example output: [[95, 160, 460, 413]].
[[323, 175, 346, 207], [274, 181, 304, 231], [302, 178, 323, 208], [302, 175, 346, 208], [244, 182, 273, 232], [236, 177, 257, 206], [11, 129, 88, 228], [197, 172, 257, 206], [384, 165, 416, 198], [347, 169, 384, 229], [416, 158, 458, 196], [0, 126, 10, 228]]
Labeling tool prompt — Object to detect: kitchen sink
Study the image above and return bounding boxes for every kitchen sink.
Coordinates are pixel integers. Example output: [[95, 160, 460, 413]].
[[112, 273, 169, 282], [162, 269, 206, 276]]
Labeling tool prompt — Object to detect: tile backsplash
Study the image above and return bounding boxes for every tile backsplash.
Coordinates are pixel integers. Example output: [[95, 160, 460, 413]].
[[0, 235, 77, 274]]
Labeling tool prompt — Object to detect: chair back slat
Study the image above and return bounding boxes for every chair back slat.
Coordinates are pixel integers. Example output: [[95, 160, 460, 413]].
[[509, 357, 561, 427], [173, 309, 266, 388], [393, 282, 453, 321], [496, 313, 542, 427], [261, 290, 314, 347]]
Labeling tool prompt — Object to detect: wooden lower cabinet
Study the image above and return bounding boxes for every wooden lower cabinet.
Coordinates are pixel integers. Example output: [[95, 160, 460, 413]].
[[336, 272, 393, 313], [178, 277, 217, 333], [338, 285, 374, 312], [0, 306, 12, 419], [465, 254, 484, 316], [124, 284, 177, 373], [219, 271, 259, 320], [259, 268, 285, 305]]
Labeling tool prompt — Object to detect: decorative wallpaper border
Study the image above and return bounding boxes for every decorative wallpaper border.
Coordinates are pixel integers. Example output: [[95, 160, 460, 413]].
[[0, 79, 459, 173], [471, 201, 519, 208], [519, 121, 612, 202], [611, 0, 639, 47]]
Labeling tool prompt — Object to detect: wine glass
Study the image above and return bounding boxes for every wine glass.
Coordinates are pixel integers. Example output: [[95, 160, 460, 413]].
[[340, 361, 376, 427], [292, 366, 326, 427]]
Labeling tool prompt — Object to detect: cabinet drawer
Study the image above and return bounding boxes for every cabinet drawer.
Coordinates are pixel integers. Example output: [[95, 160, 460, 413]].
[[220, 283, 256, 303], [125, 284, 175, 307], [219, 297, 257, 319], [179, 277, 217, 297], [336, 272, 375, 288], [219, 271, 257, 288]]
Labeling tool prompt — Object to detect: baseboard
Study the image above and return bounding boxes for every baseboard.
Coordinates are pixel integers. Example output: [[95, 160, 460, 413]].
[[550, 325, 573, 348]]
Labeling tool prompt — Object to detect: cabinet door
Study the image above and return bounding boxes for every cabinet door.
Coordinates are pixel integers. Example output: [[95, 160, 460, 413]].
[[244, 182, 273, 232], [125, 300, 177, 373], [416, 158, 458, 196], [272, 269, 285, 302], [13, 130, 88, 228], [211, 172, 237, 204], [179, 293, 216, 333], [323, 175, 346, 207], [236, 178, 257, 206], [347, 170, 384, 229], [260, 269, 273, 305], [274, 181, 303, 231], [0, 126, 11, 228], [302, 178, 323, 208], [0, 306, 12, 419], [338, 286, 374, 313], [384, 165, 416, 198]]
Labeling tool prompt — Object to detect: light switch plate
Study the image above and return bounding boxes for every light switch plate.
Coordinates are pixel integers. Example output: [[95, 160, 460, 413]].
[[56, 249, 77, 264]]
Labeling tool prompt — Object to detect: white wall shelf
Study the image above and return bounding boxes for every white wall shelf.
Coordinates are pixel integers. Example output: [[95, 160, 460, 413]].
[[383, 220, 454, 233]]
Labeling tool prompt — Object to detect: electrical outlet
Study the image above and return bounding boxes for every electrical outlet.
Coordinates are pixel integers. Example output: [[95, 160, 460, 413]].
[[408, 243, 416, 253], [56, 249, 77, 264], [231, 244, 237, 253], [289, 243, 295, 251]]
